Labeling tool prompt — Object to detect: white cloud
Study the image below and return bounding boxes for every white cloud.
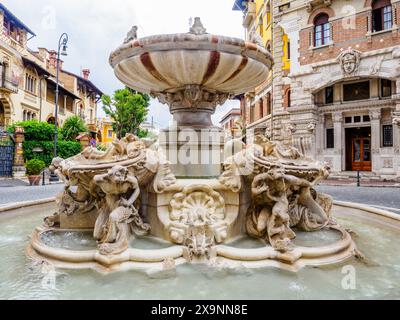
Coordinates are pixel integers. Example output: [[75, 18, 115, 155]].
[[3, 0, 244, 128]]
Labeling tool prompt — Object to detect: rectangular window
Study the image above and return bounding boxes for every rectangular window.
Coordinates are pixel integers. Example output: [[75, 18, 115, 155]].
[[354, 116, 361, 123], [363, 115, 371, 122], [383, 6, 393, 30], [287, 41, 291, 60], [325, 86, 334, 104], [345, 117, 352, 124], [383, 125, 393, 147], [107, 130, 113, 138], [326, 128, 334, 149], [381, 79, 392, 97], [343, 81, 370, 102]]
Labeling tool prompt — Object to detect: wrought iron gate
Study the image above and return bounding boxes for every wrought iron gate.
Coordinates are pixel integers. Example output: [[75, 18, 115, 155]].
[[0, 132, 14, 177]]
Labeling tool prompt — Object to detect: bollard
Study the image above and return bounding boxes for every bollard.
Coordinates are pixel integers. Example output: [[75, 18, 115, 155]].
[[357, 170, 360, 187], [42, 170, 46, 186]]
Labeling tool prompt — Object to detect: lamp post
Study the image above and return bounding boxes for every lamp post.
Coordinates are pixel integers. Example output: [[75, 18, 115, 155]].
[[50, 33, 68, 183]]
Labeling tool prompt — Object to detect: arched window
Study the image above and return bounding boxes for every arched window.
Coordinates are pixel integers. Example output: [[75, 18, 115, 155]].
[[372, 0, 392, 32], [314, 13, 330, 47]]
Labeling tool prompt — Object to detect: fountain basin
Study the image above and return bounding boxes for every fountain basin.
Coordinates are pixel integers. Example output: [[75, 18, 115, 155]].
[[1, 199, 399, 299], [110, 33, 272, 97]]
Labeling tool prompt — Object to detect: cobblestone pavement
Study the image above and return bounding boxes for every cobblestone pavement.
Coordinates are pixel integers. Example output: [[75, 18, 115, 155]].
[[316, 185, 400, 214]]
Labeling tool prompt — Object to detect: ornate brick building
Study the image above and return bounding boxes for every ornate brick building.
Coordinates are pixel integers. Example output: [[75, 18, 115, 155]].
[[0, 4, 103, 132], [234, 0, 400, 180]]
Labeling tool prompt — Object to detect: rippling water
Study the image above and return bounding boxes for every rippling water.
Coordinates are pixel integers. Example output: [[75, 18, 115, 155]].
[[0, 207, 399, 300]]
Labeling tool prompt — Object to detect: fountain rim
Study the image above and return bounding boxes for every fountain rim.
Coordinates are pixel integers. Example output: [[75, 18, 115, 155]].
[[0, 198, 396, 274], [109, 32, 273, 71]]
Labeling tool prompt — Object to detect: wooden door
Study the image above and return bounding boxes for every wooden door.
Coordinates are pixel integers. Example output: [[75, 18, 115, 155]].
[[352, 137, 371, 171]]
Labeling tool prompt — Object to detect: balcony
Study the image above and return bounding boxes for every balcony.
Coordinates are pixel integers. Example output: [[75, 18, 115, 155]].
[[243, 1, 256, 28], [0, 76, 19, 94]]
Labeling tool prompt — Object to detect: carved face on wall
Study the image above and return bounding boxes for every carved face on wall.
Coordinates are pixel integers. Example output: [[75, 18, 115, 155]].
[[338, 49, 361, 75], [342, 54, 357, 74]]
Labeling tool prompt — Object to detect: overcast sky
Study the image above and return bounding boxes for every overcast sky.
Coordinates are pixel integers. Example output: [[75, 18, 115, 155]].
[[2, 0, 244, 128]]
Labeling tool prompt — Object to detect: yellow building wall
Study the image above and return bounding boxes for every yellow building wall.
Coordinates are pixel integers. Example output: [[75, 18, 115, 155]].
[[282, 33, 291, 71], [102, 124, 116, 144]]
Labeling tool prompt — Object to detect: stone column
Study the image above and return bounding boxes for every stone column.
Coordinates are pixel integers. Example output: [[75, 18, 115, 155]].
[[369, 109, 381, 173], [13, 126, 26, 178], [332, 112, 343, 173], [315, 114, 325, 162]]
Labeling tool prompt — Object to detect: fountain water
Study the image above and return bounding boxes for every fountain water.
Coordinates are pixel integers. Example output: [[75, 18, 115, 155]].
[[23, 19, 393, 278]]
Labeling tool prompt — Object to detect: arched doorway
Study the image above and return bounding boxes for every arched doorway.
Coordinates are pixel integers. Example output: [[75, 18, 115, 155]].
[[47, 116, 56, 125]]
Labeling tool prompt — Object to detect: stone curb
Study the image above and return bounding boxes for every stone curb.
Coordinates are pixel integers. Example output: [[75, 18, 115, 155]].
[[334, 200, 400, 221], [321, 183, 400, 188], [0, 198, 56, 213]]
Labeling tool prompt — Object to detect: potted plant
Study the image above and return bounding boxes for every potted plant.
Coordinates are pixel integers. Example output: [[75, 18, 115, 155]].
[[25, 159, 46, 186]]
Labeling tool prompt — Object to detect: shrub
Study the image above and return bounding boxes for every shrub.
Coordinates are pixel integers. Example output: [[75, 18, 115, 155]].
[[25, 159, 46, 176], [7, 120, 59, 141], [61, 116, 88, 141], [23, 141, 82, 166]]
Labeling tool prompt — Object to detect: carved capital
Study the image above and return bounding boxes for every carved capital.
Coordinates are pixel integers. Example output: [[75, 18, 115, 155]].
[[369, 109, 381, 121], [152, 85, 231, 113], [332, 112, 343, 123]]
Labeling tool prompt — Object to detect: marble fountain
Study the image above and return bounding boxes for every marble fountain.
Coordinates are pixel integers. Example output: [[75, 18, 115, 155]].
[[1, 18, 399, 299]]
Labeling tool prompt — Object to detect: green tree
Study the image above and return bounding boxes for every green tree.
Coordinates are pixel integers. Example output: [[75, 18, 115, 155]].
[[101, 88, 150, 139], [61, 116, 88, 141]]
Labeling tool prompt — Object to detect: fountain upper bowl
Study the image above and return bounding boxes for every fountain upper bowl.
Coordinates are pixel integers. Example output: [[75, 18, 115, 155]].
[[110, 32, 273, 96]]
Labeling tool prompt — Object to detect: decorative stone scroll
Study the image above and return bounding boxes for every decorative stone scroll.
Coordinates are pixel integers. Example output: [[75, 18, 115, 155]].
[[219, 134, 332, 252]]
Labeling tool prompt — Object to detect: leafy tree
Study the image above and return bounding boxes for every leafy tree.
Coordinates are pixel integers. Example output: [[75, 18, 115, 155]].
[[101, 88, 150, 139], [61, 116, 88, 141]]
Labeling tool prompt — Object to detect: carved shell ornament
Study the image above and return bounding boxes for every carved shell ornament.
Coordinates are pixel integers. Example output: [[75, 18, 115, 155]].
[[169, 185, 225, 226]]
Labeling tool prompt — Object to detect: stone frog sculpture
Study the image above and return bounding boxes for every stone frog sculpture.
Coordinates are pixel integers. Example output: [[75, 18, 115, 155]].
[[219, 134, 333, 252]]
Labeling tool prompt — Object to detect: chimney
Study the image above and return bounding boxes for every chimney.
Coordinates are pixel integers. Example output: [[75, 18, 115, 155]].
[[48, 50, 57, 68], [82, 69, 90, 80]]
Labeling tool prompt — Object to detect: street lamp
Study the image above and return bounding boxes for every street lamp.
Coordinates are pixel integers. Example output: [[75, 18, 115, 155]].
[[50, 33, 69, 183]]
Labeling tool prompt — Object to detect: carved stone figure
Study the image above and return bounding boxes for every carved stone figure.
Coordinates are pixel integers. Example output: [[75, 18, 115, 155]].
[[93, 165, 149, 255], [46, 133, 176, 255], [393, 116, 400, 127], [219, 134, 332, 251], [184, 225, 215, 261], [307, 121, 317, 133], [189, 17, 207, 35], [124, 26, 138, 43], [338, 49, 361, 75]]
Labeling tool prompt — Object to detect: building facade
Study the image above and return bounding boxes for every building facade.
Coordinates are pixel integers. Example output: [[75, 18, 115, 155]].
[[0, 4, 102, 134], [220, 108, 242, 139], [234, 0, 400, 180]]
